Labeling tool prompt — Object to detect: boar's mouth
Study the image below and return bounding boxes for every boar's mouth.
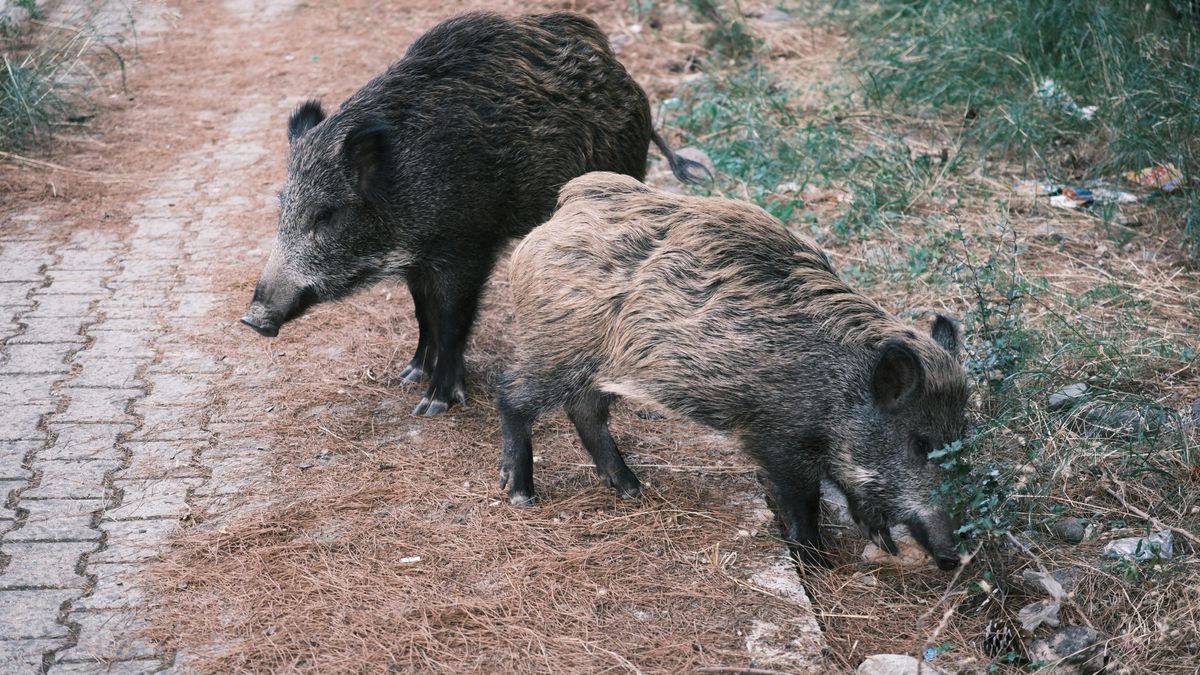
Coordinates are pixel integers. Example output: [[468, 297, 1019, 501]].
[[905, 516, 962, 571], [240, 285, 318, 338]]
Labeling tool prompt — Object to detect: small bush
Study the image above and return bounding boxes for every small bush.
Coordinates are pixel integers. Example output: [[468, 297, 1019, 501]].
[[1, 2, 125, 151]]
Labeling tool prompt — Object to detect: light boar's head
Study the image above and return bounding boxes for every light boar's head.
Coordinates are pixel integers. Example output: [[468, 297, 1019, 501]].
[[242, 100, 406, 337], [829, 315, 970, 571]]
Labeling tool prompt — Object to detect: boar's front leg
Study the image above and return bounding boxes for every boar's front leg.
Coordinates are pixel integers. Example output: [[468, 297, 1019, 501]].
[[411, 259, 489, 416], [398, 272, 435, 384], [751, 439, 827, 567]]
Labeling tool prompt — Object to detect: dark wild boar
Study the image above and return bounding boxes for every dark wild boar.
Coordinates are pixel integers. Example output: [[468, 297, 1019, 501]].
[[241, 12, 707, 415], [497, 172, 968, 570]]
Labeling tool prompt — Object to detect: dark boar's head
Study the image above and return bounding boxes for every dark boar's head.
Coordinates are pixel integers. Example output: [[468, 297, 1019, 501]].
[[242, 100, 405, 337]]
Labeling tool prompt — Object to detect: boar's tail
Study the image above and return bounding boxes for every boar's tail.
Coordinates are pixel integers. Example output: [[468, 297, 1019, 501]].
[[651, 129, 713, 184]]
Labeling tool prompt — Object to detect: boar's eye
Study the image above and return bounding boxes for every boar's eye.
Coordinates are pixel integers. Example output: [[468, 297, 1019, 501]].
[[912, 437, 934, 462], [311, 208, 334, 230]]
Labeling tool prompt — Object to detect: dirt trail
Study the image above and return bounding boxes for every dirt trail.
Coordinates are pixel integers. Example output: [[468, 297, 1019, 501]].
[[2, 1, 835, 672]]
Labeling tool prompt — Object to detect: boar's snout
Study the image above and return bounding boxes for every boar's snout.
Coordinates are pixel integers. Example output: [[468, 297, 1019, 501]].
[[240, 278, 316, 338], [906, 510, 962, 571]]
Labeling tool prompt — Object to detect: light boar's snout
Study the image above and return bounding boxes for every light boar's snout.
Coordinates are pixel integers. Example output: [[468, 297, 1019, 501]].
[[240, 265, 316, 338]]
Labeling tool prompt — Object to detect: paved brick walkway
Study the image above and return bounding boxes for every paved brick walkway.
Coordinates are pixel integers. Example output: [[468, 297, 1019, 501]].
[[0, 91, 281, 671]]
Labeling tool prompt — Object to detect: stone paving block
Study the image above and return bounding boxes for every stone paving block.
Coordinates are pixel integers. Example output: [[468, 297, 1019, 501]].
[[128, 408, 207, 442], [107, 478, 200, 520], [90, 520, 178, 564], [0, 637, 67, 671], [117, 442, 204, 479], [0, 442, 37, 479], [124, 237, 181, 260], [0, 542, 95, 588], [55, 610, 157, 663], [43, 424, 133, 462], [72, 563, 144, 611], [81, 331, 156, 361], [55, 388, 141, 424], [146, 348, 222, 375], [5, 499, 104, 542], [191, 456, 263, 496], [64, 353, 145, 390], [20, 293, 97, 318], [23, 461, 120, 499], [166, 293, 218, 319], [7, 317, 91, 344], [0, 373, 60, 406], [0, 282, 36, 307], [141, 373, 213, 409], [112, 258, 177, 284], [36, 272, 108, 296], [0, 255, 44, 282], [0, 343, 74, 374], [51, 658, 164, 674], [86, 318, 162, 334], [62, 230, 122, 251], [0, 590, 76, 639], [50, 249, 117, 271], [0, 479, 25, 501], [0, 405, 52, 441]]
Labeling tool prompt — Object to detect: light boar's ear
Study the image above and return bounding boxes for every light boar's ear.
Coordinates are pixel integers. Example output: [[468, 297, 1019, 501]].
[[931, 313, 961, 359], [288, 100, 325, 145], [871, 340, 924, 411], [342, 117, 392, 208]]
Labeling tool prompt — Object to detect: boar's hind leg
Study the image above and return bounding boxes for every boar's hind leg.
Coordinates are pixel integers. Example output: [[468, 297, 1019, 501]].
[[398, 273, 436, 384], [496, 375, 542, 506], [753, 445, 827, 567], [566, 391, 642, 499], [412, 262, 490, 416]]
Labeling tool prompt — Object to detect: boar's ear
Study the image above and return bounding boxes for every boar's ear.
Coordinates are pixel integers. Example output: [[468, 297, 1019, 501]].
[[288, 100, 325, 145], [342, 118, 392, 208], [871, 340, 924, 410], [931, 314, 961, 359]]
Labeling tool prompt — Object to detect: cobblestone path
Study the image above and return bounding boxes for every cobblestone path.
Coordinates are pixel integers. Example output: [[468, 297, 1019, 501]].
[[0, 62, 287, 672]]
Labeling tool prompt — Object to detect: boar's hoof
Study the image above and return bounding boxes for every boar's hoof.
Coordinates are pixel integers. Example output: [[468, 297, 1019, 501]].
[[509, 491, 536, 506], [789, 544, 832, 569], [397, 364, 425, 384], [413, 397, 449, 416], [600, 471, 643, 499]]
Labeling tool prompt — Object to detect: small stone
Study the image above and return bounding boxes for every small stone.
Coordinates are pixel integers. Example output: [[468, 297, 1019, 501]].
[[758, 9, 792, 22], [1048, 383, 1087, 411], [1018, 599, 1061, 631], [1051, 518, 1089, 544], [1188, 399, 1200, 427], [1102, 530, 1173, 561], [857, 653, 943, 675], [1026, 626, 1106, 675]]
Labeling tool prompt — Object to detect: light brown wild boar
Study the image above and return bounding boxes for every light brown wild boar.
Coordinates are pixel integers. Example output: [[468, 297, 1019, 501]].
[[496, 172, 969, 570]]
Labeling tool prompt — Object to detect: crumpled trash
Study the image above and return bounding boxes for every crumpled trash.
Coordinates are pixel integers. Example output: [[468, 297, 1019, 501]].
[[1018, 599, 1062, 631], [1123, 163, 1184, 192], [1102, 530, 1173, 561], [1013, 180, 1059, 197], [1091, 187, 1139, 204], [1034, 79, 1098, 120], [1050, 186, 1094, 209]]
